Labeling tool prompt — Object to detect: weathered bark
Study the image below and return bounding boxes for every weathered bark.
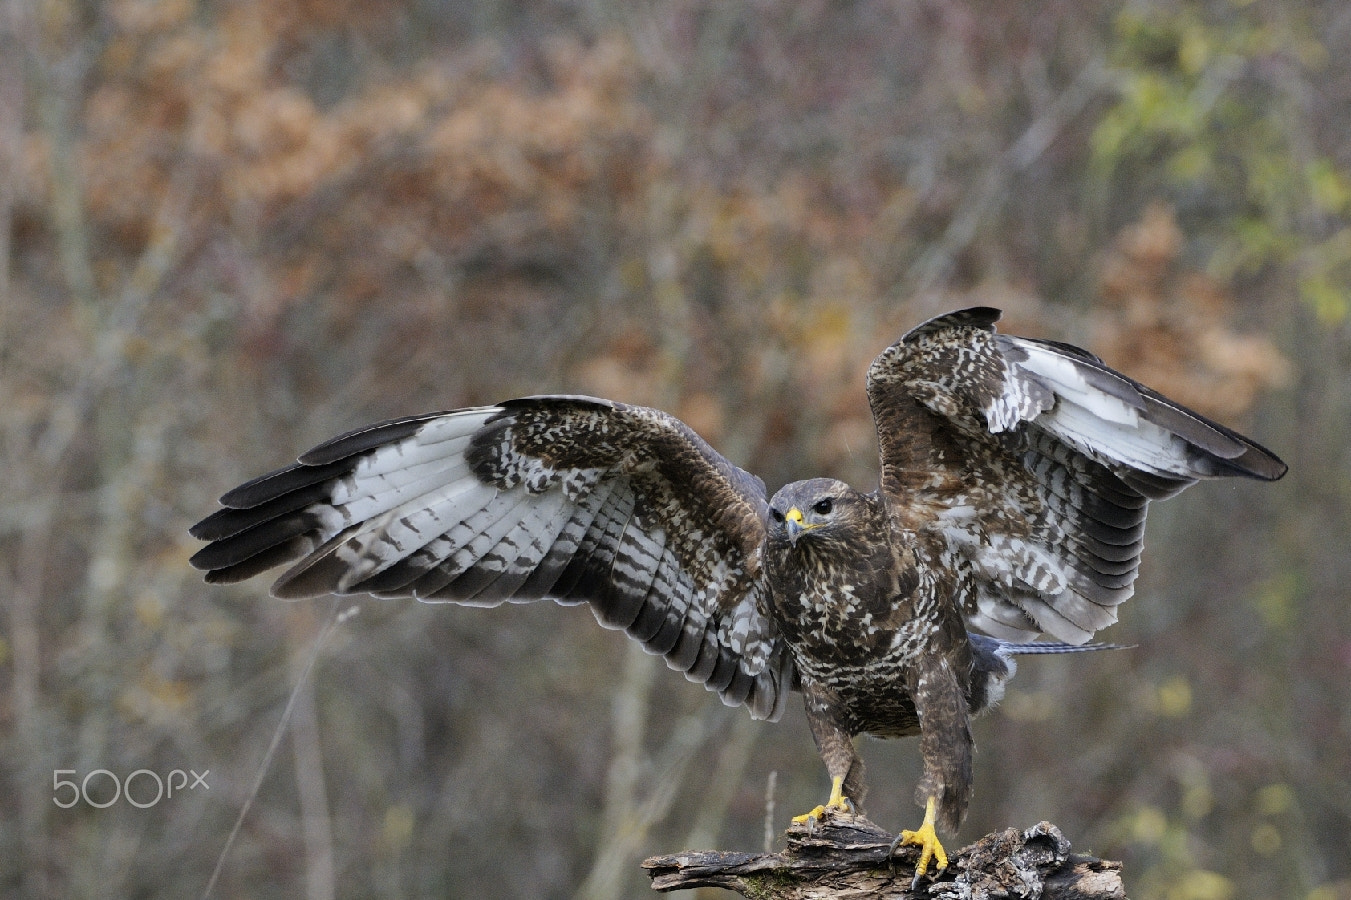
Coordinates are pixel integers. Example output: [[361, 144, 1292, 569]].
[[643, 809, 1123, 899]]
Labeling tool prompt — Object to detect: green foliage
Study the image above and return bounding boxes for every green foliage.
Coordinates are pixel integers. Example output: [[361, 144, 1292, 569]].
[[1092, 2, 1351, 321]]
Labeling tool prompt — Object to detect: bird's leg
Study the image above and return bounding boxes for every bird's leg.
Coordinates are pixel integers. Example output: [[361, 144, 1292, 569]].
[[889, 795, 947, 886], [888, 653, 972, 885], [793, 681, 864, 826]]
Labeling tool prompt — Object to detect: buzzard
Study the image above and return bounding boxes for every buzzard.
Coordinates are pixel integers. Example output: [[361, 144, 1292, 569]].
[[189, 307, 1286, 878]]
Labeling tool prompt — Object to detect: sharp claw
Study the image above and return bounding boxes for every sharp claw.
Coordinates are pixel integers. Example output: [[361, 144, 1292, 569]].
[[889, 796, 949, 887], [887, 833, 901, 878]]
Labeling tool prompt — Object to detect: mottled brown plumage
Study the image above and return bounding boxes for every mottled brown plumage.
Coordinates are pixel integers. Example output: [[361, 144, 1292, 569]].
[[190, 307, 1286, 871]]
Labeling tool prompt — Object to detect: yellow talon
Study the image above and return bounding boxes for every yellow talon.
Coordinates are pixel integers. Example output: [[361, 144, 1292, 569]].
[[894, 796, 948, 880], [791, 776, 851, 825], [791, 805, 829, 825]]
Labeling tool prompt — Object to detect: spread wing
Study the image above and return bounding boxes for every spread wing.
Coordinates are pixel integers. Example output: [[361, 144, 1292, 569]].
[[189, 396, 793, 720], [866, 307, 1287, 644]]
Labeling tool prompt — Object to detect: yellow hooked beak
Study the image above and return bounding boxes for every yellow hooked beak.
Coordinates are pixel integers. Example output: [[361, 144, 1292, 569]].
[[785, 507, 815, 544]]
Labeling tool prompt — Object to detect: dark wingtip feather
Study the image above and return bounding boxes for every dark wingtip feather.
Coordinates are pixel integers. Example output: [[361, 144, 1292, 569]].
[[1222, 440, 1287, 481], [191, 481, 334, 541], [216, 458, 352, 509], [188, 508, 233, 542], [269, 530, 362, 599], [188, 514, 316, 571], [199, 536, 315, 585], [1132, 388, 1288, 482], [298, 414, 440, 466], [1014, 332, 1289, 484], [1024, 337, 1290, 485]]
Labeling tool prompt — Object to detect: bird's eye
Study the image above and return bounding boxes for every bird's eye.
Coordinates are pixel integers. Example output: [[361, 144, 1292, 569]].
[[812, 498, 833, 515], [770, 508, 785, 522]]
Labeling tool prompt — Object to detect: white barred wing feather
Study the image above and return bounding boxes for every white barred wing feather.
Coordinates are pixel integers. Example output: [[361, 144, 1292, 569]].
[[190, 397, 792, 720]]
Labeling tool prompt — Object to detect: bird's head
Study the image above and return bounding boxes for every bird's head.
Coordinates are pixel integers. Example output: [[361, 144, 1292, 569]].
[[767, 478, 870, 550]]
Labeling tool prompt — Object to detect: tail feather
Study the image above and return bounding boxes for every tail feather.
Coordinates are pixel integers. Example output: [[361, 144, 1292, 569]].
[[992, 639, 1132, 656], [967, 634, 1130, 717]]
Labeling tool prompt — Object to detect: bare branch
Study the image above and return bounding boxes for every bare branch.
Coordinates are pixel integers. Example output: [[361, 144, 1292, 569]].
[[902, 58, 1109, 297], [644, 810, 1123, 899]]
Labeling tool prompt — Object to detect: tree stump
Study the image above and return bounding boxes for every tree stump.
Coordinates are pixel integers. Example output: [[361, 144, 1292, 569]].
[[643, 809, 1123, 899]]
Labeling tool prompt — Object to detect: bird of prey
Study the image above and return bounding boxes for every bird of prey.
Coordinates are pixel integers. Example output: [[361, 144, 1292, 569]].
[[189, 307, 1286, 879]]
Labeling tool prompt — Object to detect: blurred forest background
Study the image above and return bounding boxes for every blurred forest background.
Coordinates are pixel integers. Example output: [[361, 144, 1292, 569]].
[[1, 0, 1347, 898]]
